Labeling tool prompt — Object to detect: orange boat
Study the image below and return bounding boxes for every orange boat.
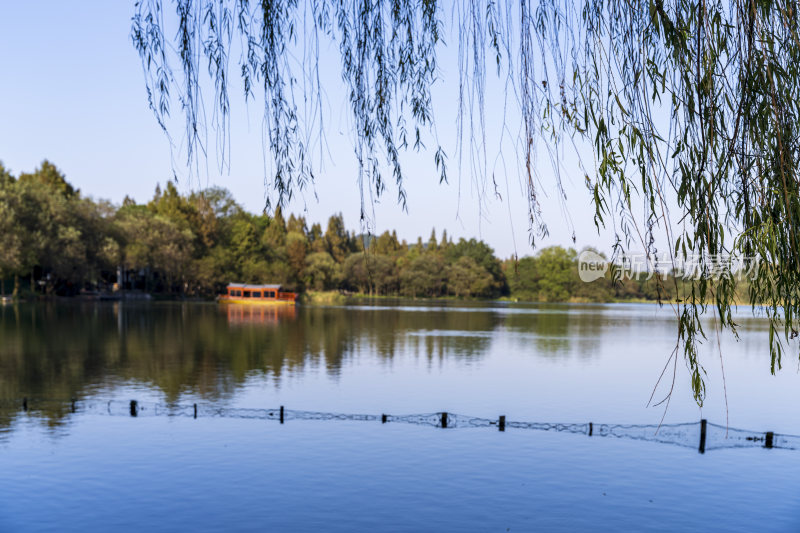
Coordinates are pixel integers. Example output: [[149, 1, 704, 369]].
[[217, 283, 297, 306]]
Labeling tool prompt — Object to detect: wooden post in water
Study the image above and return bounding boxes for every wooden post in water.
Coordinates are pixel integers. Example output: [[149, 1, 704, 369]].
[[498, 415, 506, 432], [280, 405, 284, 424], [22, 397, 27, 412], [71, 398, 76, 413], [441, 412, 448, 428], [130, 400, 138, 417], [699, 419, 707, 454], [765, 431, 774, 449], [193, 403, 197, 419], [588, 422, 593, 437], [381, 414, 387, 424]]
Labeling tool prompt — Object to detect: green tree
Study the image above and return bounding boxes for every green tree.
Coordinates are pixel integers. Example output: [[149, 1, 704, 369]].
[[0, 162, 14, 186], [343, 253, 398, 295], [427, 228, 438, 251], [571, 248, 615, 303], [400, 254, 446, 298], [12, 172, 60, 293], [439, 229, 450, 252], [367, 254, 398, 295], [446, 238, 506, 296], [505, 247, 578, 302], [148, 216, 194, 292], [534, 247, 578, 302], [18, 160, 77, 198], [262, 210, 287, 251], [308, 223, 325, 253], [285, 231, 309, 283], [0, 172, 21, 296], [231, 215, 266, 266], [304, 252, 340, 291], [447, 256, 493, 298], [324, 214, 349, 263], [287, 214, 307, 234], [374, 230, 401, 256], [117, 203, 195, 293]]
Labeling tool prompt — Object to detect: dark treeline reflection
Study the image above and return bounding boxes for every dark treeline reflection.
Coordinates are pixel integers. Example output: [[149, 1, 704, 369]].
[[0, 302, 609, 428], [0, 303, 498, 403], [503, 304, 610, 357]]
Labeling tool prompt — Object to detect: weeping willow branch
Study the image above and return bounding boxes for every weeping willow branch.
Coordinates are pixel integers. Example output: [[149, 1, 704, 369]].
[[131, 0, 800, 404]]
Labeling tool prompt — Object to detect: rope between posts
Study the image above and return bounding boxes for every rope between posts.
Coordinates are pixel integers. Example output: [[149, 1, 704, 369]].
[[3, 398, 799, 454]]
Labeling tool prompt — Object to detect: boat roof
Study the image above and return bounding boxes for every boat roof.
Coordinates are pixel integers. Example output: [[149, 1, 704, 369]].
[[227, 283, 283, 290]]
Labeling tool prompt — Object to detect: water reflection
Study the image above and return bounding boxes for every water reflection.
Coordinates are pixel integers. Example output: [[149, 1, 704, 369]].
[[0, 302, 498, 398], [500, 304, 612, 358], [225, 303, 296, 325], [0, 301, 622, 430]]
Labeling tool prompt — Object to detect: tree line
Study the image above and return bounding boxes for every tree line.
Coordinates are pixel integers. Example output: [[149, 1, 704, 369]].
[[0, 160, 676, 302]]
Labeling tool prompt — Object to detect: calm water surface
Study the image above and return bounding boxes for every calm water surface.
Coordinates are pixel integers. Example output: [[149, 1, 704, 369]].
[[0, 301, 799, 531]]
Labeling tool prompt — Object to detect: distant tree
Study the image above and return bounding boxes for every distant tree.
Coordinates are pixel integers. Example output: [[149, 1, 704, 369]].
[[272, 206, 286, 232], [117, 203, 195, 293], [447, 256, 493, 298], [343, 252, 397, 295], [286, 213, 307, 234], [368, 254, 399, 295], [0, 162, 14, 186], [308, 223, 325, 254], [401, 254, 445, 298], [374, 230, 401, 256], [304, 252, 340, 291], [504, 257, 533, 301], [439, 229, 450, 252], [116, 204, 152, 275], [285, 231, 309, 283], [187, 191, 220, 251], [570, 248, 615, 303], [198, 187, 242, 219], [324, 214, 349, 263], [427, 229, 437, 251], [342, 253, 371, 294], [505, 247, 574, 302], [18, 160, 77, 198], [230, 215, 264, 264], [0, 173, 21, 296], [533, 247, 578, 302], [147, 216, 194, 292], [12, 175, 57, 293], [446, 238, 506, 296], [262, 212, 287, 251]]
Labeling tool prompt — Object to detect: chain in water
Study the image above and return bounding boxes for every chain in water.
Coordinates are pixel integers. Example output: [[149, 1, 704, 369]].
[[2, 398, 799, 452]]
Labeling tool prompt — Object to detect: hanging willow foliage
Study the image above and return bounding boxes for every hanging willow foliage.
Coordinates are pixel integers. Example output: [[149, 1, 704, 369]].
[[131, 0, 800, 406]]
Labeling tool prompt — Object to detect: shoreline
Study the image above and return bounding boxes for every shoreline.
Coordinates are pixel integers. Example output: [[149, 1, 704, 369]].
[[0, 290, 764, 308]]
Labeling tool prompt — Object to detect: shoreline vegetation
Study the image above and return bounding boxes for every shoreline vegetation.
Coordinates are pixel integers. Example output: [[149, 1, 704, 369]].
[[0, 160, 749, 306], [292, 291, 757, 307]]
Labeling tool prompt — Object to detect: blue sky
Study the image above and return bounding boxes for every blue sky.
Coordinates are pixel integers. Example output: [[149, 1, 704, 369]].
[[0, 2, 615, 258]]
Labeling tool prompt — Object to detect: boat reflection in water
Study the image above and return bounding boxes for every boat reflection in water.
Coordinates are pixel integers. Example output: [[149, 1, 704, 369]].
[[224, 303, 297, 326]]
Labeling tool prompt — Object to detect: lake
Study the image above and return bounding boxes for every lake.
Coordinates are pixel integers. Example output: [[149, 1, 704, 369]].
[[1, 301, 799, 531]]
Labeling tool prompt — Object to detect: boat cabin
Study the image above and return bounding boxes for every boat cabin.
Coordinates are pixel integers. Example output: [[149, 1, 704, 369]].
[[220, 283, 297, 303]]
